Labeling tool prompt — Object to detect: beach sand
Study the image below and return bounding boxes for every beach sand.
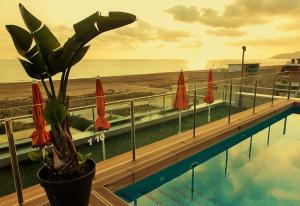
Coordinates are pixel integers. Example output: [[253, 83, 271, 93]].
[[0, 71, 184, 116], [0, 67, 282, 113]]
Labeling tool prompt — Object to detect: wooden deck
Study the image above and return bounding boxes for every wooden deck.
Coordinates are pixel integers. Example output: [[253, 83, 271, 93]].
[[0, 99, 295, 206]]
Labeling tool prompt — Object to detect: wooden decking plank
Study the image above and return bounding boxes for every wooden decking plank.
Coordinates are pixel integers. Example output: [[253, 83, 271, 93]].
[[89, 190, 110, 206], [93, 187, 129, 206]]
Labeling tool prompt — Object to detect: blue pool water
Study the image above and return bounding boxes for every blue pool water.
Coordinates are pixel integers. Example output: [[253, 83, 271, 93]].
[[116, 107, 300, 206]]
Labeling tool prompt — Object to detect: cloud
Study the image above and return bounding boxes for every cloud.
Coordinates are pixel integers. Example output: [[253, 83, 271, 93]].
[[165, 5, 200, 23], [50, 20, 191, 48], [207, 29, 246, 37], [113, 21, 191, 43], [166, 0, 300, 28]]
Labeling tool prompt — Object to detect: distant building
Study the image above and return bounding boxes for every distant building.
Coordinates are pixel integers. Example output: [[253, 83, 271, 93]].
[[228, 63, 260, 73], [281, 58, 300, 72]]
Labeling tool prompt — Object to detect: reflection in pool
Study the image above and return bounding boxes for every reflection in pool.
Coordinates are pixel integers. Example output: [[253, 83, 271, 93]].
[[117, 112, 300, 206]]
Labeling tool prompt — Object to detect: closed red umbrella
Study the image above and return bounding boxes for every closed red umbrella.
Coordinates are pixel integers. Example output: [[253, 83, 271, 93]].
[[174, 71, 188, 110], [173, 71, 188, 133], [31, 82, 51, 148], [204, 70, 214, 122], [95, 78, 110, 131]]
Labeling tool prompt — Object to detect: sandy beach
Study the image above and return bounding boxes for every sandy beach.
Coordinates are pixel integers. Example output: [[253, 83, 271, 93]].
[[0, 66, 282, 116], [0, 71, 184, 117]]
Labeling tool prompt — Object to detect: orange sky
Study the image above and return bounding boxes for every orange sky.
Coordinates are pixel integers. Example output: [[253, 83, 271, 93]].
[[1, 0, 300, 67]]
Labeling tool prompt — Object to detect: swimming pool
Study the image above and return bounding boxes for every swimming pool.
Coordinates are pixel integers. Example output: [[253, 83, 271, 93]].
[[116, 107, 300, 205]]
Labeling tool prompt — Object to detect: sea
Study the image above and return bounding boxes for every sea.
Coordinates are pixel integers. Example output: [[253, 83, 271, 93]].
[[0, 59, 288, 83]]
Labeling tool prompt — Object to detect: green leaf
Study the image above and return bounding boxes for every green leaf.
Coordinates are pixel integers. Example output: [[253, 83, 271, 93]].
[[73, 12, 100, 44], [47, 48, 65, 75], [43, 100, 68, 125], [18, 58, 41, 79], [19, 3, 42, 32], [77, 152, 92, 165], [5, 25, 33, 56], [57, 37, 82, 69], [33, 25, 61, 58], [97, 12, 136, 34], [25, 45, 38, 58], [71, 46, 90, 66], [73, 12, 99, 33], [74, 23, 100, 45], [28, 150, 42, 161], [29, 53, 48, 76]]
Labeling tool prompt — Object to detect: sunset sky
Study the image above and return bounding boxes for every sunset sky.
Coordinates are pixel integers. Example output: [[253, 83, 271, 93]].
[[1, 0, 300, 65]]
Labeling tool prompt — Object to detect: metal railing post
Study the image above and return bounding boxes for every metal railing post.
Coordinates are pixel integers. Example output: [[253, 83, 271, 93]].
[[238, 80, 243, 107], [287, 72, 292, 100], [253, 80, 258, 114], [239, 46, 246, 107], [193, 84, 197, 137], [99, 133, 106, 160], [228, 81, 233, 124], [271, 76, 276, 107], [130, 99, 136, 160], [5, 119, 23, 205]]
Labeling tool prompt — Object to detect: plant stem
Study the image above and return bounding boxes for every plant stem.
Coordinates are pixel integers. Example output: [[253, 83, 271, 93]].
[[41, 78, 52, 99], [62, 66, 72, 104], [61, 46, 83, 104], [48, 76, 56, 99], [58, 71, 66, 103]]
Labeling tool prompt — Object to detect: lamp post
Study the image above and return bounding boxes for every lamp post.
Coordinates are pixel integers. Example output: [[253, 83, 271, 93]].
[[239, 46, 246, 107]]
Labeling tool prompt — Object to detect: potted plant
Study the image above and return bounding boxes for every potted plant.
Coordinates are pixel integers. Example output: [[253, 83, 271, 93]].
[[6, 4, 136, 206]]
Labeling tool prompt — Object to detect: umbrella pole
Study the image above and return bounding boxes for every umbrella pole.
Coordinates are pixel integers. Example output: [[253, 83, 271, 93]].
[[179, 110, 182, 133], [99, 132, 106, 160], [208, 104, 211, 122]]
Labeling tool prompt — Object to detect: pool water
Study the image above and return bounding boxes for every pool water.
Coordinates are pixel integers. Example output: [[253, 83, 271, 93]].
[[116, 110, 300, 206]]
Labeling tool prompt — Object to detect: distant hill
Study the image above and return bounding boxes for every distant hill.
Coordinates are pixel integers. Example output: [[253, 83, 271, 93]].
[[272, 51, 300, 59]]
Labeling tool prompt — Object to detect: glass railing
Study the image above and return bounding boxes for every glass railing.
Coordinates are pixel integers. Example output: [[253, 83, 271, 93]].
[[0, 71, 298, 201]]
